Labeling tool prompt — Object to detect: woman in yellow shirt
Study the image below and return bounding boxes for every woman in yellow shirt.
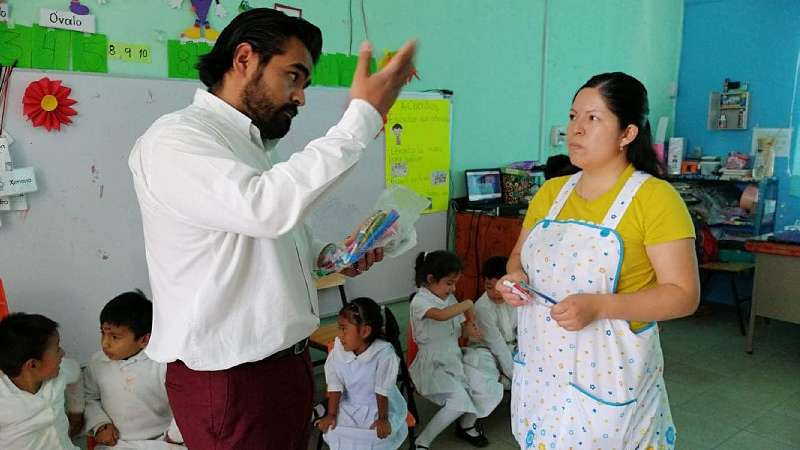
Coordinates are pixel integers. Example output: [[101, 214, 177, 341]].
[[498, 72, 699, 450]]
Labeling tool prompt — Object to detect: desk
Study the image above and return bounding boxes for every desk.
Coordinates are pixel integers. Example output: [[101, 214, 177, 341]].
[[744, 239, 800, 353], [453, 212, 523, 301]]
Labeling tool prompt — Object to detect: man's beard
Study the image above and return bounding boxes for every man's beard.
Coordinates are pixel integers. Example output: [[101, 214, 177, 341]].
[[242, 74, 298, 141]]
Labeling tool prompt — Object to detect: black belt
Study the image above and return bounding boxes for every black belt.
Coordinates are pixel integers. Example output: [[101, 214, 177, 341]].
[[269, 338, 309, 360]]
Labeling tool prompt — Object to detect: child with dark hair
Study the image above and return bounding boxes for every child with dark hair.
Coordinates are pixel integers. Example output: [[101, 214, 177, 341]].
[[469, 256, 517, 388], [84, 290, 183, 449], [410, 251, 503, 449], [0, 313, 83, 450], [316, 297, 408, 450]]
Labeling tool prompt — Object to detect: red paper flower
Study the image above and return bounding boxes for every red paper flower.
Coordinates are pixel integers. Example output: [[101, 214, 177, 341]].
[[22, 77, 78, 132]]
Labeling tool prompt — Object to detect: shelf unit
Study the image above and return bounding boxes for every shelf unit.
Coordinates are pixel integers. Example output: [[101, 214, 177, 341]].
[[668, 176, 777, 237], [708, 91, 750, 130]]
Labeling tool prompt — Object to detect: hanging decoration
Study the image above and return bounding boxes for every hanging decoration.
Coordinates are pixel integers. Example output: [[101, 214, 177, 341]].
[[22, 77, 78, 132], [169, 0, 222, 42]]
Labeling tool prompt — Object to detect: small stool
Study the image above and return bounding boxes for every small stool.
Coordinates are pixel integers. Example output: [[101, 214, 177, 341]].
[[699, 262, 755, 335]]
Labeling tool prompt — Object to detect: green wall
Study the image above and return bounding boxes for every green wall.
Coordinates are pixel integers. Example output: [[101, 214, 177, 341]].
[[542, 0, 684, 158], [3, 0, 683, 196]]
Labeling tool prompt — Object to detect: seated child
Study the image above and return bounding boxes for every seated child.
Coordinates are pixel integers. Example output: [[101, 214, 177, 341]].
[[409, 251, 503, 449], [317, 297, 408, 450], [469, 256, 517, 388], [0, 313, 83, 450], [84, 290, 183, 449]]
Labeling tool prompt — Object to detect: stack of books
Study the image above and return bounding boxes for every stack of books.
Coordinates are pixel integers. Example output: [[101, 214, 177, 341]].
[[719, 168, 752, 181]]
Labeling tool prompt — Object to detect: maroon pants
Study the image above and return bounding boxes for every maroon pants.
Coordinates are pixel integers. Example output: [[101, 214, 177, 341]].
[[165, 349, 314, 450]]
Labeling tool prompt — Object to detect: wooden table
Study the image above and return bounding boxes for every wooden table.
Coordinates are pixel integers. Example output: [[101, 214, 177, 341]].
[[744, 239, 800, 353]]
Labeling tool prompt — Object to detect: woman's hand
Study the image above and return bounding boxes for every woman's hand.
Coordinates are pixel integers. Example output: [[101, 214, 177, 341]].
[[550, 293, 608, 331], [496, 271, 530, 307]]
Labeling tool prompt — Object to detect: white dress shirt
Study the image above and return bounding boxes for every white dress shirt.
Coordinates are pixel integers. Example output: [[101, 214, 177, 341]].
[[84, 350, 182, 448], [472, 292, 518, 379], [130, 89, 382, 371], [0, 358, 81, 450]]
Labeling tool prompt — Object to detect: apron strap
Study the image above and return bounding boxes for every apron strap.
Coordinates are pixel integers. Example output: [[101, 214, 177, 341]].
[[601, 171, 651, 229], [545, 171, 582, 220]]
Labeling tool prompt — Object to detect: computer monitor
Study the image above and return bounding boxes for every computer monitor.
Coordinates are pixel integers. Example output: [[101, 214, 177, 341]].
[[465, 169, 503, 203]]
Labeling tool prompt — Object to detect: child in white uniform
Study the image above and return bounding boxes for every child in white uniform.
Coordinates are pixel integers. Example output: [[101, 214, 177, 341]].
[[409, 251, 503, 449], [84, 290, 183, 449], [0, 313, 84, 450], [470, 256, 517, 388], [317, 297, 408, 450]]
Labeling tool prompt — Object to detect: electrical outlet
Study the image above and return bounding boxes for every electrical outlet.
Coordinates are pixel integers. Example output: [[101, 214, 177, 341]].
[[550, 126, 565, 147]]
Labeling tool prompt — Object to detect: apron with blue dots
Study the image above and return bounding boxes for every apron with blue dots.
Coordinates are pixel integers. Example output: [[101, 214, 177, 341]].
[[511, 170, 676, 450]]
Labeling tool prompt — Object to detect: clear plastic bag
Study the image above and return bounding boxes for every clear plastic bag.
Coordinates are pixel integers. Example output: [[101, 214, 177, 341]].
[[316, 185, 429, 276]]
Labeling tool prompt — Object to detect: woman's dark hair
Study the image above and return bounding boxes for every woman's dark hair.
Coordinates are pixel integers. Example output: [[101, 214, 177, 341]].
[[197, 8, 323, 91], [338, 297, 384, 344], [414, 250, 463, 287], [575, 72, 664, 178], [0, 313, 59, 378]]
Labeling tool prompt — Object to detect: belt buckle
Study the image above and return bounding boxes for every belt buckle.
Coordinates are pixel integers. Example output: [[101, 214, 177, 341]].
[[292, 338, 308, 355]]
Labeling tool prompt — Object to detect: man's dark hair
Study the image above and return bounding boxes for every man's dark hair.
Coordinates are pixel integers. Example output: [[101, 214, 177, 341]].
[[482, 256, 508, 280], [197, 8, 323, 91], [100, 290, 153, 339], [0, 313, 59, 378]]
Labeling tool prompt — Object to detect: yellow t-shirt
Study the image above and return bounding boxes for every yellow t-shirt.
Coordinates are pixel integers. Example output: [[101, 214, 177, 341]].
[[522, 164, 695, 300]]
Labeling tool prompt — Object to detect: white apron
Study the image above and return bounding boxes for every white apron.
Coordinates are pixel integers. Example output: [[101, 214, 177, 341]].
[[511, 171, 676, 450]]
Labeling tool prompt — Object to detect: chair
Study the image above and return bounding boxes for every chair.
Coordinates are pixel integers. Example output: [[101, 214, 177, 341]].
[[699, 261, 755, 335], [315, 305, 419, 450], [0, 278, 8, 319], [309, 273, 349, 366]]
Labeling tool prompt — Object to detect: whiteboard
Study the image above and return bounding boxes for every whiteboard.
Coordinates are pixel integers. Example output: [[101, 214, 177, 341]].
[[0, 70, 447, 363]]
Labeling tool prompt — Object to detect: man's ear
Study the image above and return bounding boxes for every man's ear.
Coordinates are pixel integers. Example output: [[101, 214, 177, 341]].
[[231, 42, 259, 78], [137, 332, 151, 349]]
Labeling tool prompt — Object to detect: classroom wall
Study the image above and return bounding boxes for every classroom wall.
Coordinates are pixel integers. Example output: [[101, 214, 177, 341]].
[[1, 0, 545, 197], [674, 0, 800, 229], [542, 0, 684, 158]]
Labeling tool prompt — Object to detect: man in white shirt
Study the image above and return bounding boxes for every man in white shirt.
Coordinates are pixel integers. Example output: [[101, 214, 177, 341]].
[[128, 7, 416, 450]]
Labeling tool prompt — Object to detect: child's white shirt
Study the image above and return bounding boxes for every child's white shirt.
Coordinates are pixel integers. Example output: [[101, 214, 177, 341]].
[[84, 350, 182, 443], [0, 358, 81, 450], [472, 292, 518, 378]]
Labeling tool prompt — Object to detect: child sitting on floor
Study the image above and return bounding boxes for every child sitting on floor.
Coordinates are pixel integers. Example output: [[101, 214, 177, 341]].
[[317, 297, 409, 450], [84, 290, 183, 449], [409, 251, 503, 449], [469, 256, 517, 389], [0, 312, 84, 450]]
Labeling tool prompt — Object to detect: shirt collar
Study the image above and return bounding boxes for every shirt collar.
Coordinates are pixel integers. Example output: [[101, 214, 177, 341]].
[[192, 89, 278, 150], [333, 337, 392, 364], [98, 349, 149, 366]]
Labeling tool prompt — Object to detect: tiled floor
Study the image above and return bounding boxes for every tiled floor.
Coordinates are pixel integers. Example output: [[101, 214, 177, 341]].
[[308, 301, 800, 450]]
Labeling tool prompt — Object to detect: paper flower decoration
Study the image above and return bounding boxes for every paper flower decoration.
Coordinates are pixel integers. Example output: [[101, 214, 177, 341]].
[[22, 77, 78, 132]]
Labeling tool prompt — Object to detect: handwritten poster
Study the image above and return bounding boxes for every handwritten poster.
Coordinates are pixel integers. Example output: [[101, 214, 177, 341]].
[[385, 99, 451, 214]]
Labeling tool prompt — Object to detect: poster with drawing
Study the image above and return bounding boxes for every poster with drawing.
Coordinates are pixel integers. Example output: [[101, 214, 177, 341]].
[[384, 99, 451, 214]]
